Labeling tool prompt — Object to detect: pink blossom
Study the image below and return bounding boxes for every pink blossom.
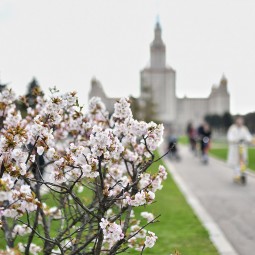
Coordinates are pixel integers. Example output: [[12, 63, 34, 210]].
[[145, 231, 158, 248]]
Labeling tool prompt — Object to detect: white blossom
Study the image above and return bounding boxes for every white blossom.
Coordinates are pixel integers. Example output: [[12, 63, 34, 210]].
[[100, 218, 124, 245], [37, 146, 44, 155], [113, 98, 132, 120], [12, 224, 32, 237], [145, 231, 158, 248], [141, 212, 155, 222]]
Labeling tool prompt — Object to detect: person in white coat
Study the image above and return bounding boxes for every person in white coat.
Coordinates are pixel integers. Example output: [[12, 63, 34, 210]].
[[227, 116, 252, 179]]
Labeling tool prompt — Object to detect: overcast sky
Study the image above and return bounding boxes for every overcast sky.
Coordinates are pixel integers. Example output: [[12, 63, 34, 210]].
[[0, 0, 255, 114]]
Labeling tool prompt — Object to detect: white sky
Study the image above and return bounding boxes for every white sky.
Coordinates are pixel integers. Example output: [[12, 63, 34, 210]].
[[0, 0, 255, 114]]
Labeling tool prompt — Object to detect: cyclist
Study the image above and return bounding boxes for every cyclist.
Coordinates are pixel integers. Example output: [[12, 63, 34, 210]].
[[227, 116, 252, 183], [198, 121, 212, 164]]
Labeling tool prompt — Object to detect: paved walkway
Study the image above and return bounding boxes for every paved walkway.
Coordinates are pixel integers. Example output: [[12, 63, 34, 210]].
[[166, 146, 255, 255]]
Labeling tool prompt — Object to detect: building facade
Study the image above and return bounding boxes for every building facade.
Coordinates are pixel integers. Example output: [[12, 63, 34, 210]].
[[89, 22, 230, 129]]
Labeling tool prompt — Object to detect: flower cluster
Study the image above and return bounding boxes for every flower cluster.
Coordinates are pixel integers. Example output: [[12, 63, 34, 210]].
[[100, 218, 124, 247], [0, 178, 40, 218], [145, 231, 158, 248], [0, 87, 167, 254], [12, 224, 32, 238], [141, 211, 155, 223], [126, 190, 155, 207], [18, 242, 42, 255], [128, 222, 158, 251], [0, 89, 16, 116]]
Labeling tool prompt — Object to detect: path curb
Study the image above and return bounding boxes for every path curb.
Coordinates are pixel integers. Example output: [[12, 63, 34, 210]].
[[162, 154, 239, 255], [208, 154, 255, 179]]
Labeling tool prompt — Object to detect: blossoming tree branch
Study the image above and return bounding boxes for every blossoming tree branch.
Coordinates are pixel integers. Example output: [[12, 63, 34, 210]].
[[0, 87, 167, 255]]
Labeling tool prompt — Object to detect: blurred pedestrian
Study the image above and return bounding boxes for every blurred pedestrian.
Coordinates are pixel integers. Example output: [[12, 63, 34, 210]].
[[198, 121, 212, 164], [186, 122, 197, 153]]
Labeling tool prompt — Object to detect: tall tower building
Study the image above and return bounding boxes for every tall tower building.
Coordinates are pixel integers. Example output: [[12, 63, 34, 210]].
[[89, 21, 230, 131], [140, 21, 176, 124]]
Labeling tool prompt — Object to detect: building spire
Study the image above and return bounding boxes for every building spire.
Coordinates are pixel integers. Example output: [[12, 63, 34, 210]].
[[220, 74, 228, 87], [153, 18, 163, 45], [156, 14, 160, 25], [150, 19, 166, 69], [221, 73, 227, 81]]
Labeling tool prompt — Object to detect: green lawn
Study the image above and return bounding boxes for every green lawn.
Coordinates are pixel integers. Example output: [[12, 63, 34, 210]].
[[178, 136, 189, 145], [126, 154, 218, 255], [209, 148, 228, 161], [210, 147, 255, 171]]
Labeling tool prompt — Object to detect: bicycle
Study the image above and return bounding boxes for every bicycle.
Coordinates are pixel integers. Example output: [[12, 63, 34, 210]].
[[200, 136, 210, 164]]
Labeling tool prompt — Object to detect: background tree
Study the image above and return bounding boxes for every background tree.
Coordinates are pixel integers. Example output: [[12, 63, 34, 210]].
[[129, 95, 140, 120], [26, 77, 44, 108], [222, 112, 233, 131], [16, 78, 44, 117], [0, 80, 7, 92], [130, 86, 158, 123], [204, 112, 233, 133], [244, 112, 255, 133], [205, 114, 222, 131], [138, 86, 158, 123]]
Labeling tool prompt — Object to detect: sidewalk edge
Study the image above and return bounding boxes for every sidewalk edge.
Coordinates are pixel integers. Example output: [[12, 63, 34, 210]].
[[162, 154, 239, 255]]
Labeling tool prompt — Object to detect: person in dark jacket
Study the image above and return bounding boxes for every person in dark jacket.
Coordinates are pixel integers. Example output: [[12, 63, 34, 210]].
[[197, 121, 212, 164]]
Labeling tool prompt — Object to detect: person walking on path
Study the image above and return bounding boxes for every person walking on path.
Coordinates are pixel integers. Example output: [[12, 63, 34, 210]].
[[227, 116, 252, 182], [198, 121, 212, 164], [186, 122, 197, 153]]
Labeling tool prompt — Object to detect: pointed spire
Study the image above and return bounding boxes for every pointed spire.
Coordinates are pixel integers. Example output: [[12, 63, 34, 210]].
[[150, 18, 166, 69], [153, 19, 163, 45], [156, 15, 160, 28], [220, 74, 227, 86]]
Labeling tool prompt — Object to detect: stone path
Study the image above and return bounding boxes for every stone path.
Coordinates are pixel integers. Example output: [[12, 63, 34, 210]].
[[164, 146, 255, 255]]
